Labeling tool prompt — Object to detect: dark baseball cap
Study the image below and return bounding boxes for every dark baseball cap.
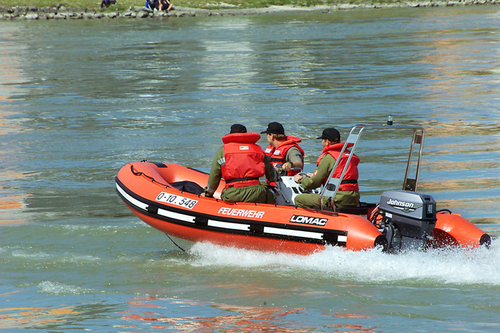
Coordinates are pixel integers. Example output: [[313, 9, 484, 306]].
[[230, 124, 247, 133], [317, 128, 341, 141], [260, 122, 285, 135]]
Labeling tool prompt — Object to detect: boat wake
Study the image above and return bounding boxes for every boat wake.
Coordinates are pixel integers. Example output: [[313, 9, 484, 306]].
[[188, 239, 500, 286]]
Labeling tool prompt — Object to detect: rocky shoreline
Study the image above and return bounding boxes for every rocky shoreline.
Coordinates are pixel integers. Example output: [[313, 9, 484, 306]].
[[0, 1, 498, 20]]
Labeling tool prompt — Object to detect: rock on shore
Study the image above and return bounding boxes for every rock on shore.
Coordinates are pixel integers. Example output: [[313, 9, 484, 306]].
[[0, 2, 498, 20]]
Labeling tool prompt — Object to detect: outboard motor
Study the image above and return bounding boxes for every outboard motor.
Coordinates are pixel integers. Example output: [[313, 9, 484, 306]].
[[372, 190, 436, 253]]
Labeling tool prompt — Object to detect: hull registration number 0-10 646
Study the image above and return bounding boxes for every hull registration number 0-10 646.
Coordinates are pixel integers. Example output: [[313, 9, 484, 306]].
[[156, 192, 198, 209]]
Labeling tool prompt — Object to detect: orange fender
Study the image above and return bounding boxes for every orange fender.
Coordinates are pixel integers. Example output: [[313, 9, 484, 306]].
[[428, 211, 491, 249]]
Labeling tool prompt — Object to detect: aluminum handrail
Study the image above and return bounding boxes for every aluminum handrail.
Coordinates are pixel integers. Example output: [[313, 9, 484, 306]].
[[318, 119, 425, 212]]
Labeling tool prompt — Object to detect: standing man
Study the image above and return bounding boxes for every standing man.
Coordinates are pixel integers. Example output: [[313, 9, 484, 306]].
[[293, 127, 360, 209], [203, 124, 276, 203], [261, 122, 304, 176]]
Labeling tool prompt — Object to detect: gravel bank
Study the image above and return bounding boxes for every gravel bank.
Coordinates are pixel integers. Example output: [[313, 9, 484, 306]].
[[0, 1, 498, 20]]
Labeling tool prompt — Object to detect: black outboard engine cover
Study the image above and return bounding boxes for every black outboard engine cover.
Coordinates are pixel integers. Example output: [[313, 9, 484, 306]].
[[377, 190, 436, 252]]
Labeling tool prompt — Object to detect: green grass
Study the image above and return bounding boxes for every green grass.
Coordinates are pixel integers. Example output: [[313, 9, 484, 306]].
[[0, 0, 406, 11]]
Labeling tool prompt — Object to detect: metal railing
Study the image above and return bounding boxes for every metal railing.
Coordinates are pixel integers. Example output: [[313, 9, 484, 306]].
[[318, 118, 425, 212]]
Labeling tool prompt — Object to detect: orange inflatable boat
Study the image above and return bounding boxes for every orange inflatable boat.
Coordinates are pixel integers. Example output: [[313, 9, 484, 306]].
[[115, 121, 491, 254]]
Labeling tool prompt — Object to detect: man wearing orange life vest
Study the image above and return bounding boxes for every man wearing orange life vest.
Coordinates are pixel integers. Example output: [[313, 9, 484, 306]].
[[203, 124, 277, 203], [261, 122, 304, 176], [293, 127, 360, 209]]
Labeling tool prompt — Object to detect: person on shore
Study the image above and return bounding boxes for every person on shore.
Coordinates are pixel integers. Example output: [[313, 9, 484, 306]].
[[261, 122, 304, 176], [203, 124, 277, 203], [293, 127, 360, 209], [160, 0, 174, 12], [145, 0, 158, 10], [100, 0, 116, 9], [145, 0, 173, 11]]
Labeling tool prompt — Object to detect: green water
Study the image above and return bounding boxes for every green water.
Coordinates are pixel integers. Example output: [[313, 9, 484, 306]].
[[1, 6, 499, 332]]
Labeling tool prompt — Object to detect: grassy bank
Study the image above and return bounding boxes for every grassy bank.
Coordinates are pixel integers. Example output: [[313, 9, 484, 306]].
[[0, 0, 402, 11]]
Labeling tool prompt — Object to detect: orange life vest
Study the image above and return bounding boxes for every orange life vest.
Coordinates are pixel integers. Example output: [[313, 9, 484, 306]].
[[316, 142, 359, 192], [263, 136, 305, 176], [221, 133, 266, 189]]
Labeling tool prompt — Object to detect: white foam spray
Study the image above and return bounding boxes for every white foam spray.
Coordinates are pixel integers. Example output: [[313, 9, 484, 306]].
[[188, 239, 500, 286]]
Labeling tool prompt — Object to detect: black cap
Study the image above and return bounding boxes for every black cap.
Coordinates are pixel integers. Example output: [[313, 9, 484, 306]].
[[260, 122, 285, 135], [317, 128, 341, 141], [230, 124, 247, 134]]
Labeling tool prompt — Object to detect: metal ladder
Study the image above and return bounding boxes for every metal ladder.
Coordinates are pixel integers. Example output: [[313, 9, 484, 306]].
[[318, 120, 425, 212]]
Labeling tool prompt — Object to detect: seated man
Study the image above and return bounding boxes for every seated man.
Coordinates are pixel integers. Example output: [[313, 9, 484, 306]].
[[294, 127, 360, 209], [203, 124, 277, 204], [100, 0, 117, 9], [159, 0, 174, 12], [261, 122, 304, 176]]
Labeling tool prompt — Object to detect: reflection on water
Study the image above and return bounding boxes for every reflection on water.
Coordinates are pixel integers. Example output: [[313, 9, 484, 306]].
[[0, 289, 83, 330], [0, 192, 28, 225], [0, 291, 374, 332], [120, 296, 374, 332], [0, 305, 80, 330], [0, 25, 28, 102], [0, 25, 30, 225]]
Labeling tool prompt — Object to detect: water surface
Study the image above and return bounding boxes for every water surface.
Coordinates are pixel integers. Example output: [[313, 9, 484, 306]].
[[1, 6, 499, 332]]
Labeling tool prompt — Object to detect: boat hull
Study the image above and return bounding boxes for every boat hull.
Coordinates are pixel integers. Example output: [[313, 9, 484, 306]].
[[116, 161, 386, 254], [116, 161, 490, 254]]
